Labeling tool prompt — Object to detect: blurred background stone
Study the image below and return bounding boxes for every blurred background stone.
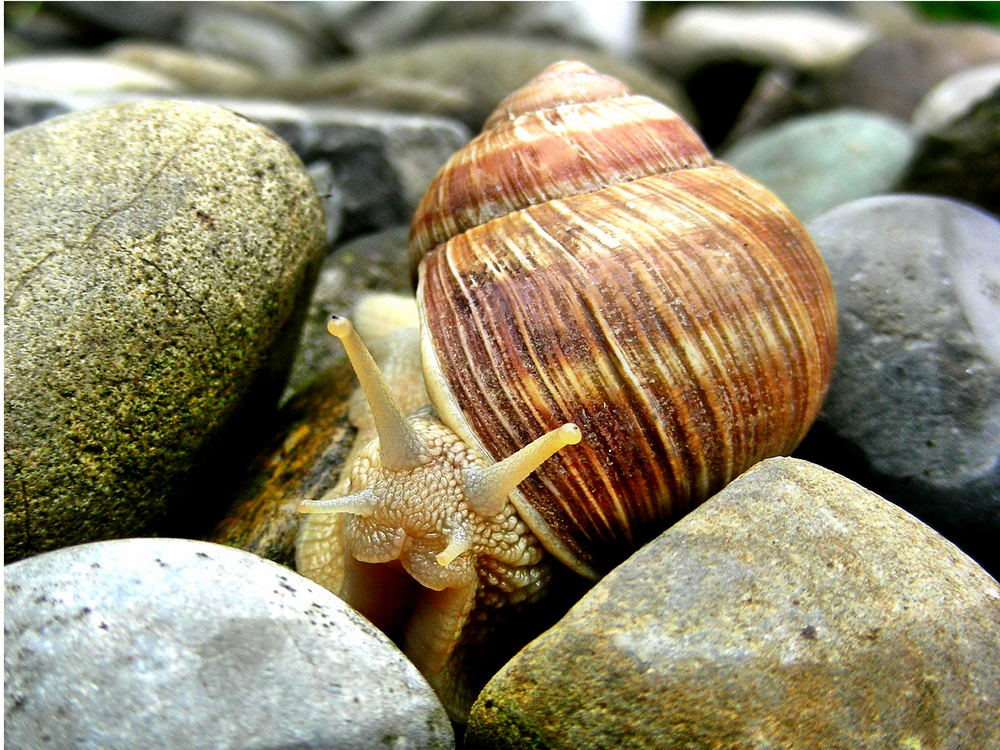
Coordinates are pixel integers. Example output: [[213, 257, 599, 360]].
[[102, 40, 264, 95], [911, 62, 1000, 134], [3, 55, 182, 93], [648, 3, 875, 147], [275, 33, 694, 129], [653, 5, 874, 77], [180, 1, 337, 76], [901, 90, 1000, 214], [319, 0, 642, 57], [820, 23, 1000, 121], [722, 109, 917, 221]]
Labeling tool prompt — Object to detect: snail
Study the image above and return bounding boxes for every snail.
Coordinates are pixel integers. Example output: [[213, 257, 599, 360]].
[[295, 61, 838, 720]]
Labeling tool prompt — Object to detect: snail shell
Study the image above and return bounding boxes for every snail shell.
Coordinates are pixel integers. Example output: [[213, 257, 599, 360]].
[[411, 61, 837, 575], [297, 61, 837, 720]]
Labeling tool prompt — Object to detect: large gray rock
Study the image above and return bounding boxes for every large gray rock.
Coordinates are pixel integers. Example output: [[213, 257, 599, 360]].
[[4, 100, 325, 561], [805, 195, 1000, 573], [721, 108, 917, 221], [4, 538, 453, 749], [467, 458, 1000, 749]]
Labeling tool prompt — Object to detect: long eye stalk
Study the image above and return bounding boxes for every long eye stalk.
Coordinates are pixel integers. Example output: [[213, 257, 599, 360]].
[[462, 423, 582, 516], [326, 315, 426, 471]]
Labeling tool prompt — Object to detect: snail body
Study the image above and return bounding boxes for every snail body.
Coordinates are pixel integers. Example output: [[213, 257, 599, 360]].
[[296, 62, 837, 720]]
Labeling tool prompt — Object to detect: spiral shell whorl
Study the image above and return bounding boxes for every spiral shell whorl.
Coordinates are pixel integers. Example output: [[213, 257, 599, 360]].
[[409, 62, 712, 265], [481, 60, 633, 130], [411, 61, 837, 574]]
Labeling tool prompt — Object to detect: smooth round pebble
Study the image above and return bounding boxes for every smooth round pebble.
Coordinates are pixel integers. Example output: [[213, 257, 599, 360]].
[[467, 458, 1000, 749], [4, 538, 454, 750], [806, 194, 1000, 572], [3, 55, 182, 94], [822, 24, 1000, 120], [721, 109, 916, 221], [4, 101, 325, 560], [902, 91, 1000, 213], [912, 62, 1000, 134], [655, 5, 873, 76]]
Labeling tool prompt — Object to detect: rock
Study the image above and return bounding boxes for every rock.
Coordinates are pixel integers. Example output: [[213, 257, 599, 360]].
[[2, 87, 469, 238], [467, 458, 1000, 749], [102, 41, 264, 95], [822, 23, 1000, 120], [50, 1, 189, 41], [3, 55, 182, 94], [322, 1, 641, 57], [279, 34, 695, 129], [286, 226, 414, 397], [911, 62, 1000, 133], [804, 195, 1000, 573], [649, 6, 872, 147], [901, 90, 1000, 213], [254, 105, 469, 237], [4, 538, 454, 749], [209, 358, 358, 569], [213, 295, 421, 568], [4, 101, 326, 561], [723, 67, 822, 147], [181, 1, 337, 77], [654, 5, 874, 77], [721, 109, 917, 221]]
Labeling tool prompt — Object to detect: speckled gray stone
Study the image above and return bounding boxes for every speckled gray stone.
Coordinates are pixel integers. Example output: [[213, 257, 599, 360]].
[[4, 538, 454, 750], [721, 109, 917, 221], [467, 458, 1000, 750], [805, 195, 1000, 573], [4, 100, 325, 560]]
